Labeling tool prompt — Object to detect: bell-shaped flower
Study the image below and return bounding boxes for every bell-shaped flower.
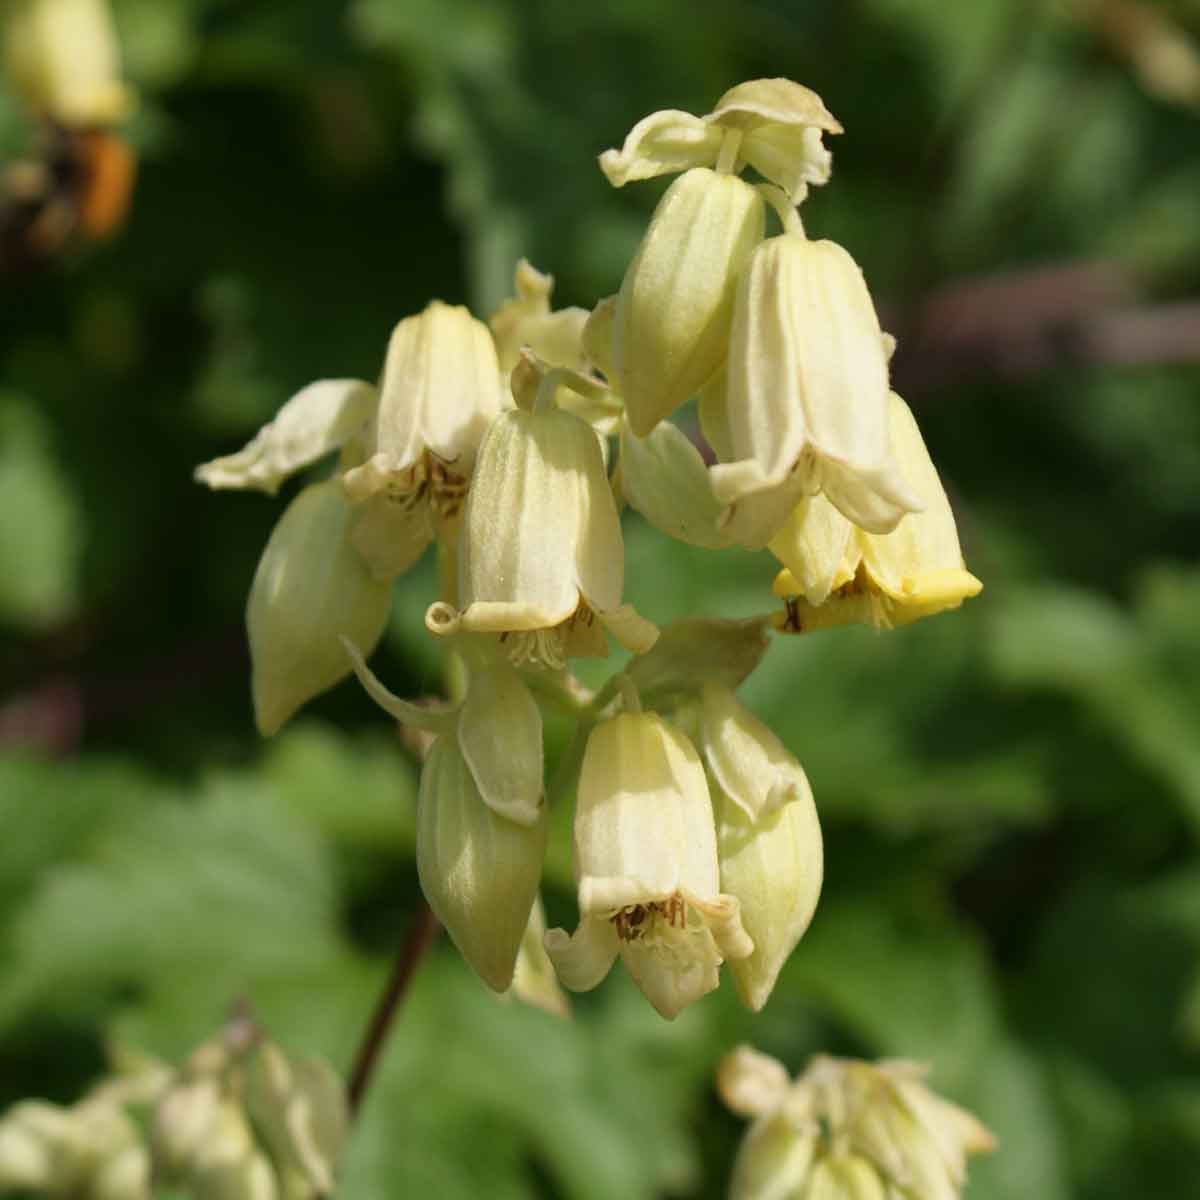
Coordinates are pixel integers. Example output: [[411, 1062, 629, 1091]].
[[246, 479, 393, 736], [341, 300, 507, 574], [425, 367, 657, 670], [771, 392, 983, 631], [718, 1048, 995, 1200], [544, 707, 753, 1019], [4, 0, 134, 127], [610, 167, 765, 437], [710, 229, 923, 546], [693, 685, 823, 1011]]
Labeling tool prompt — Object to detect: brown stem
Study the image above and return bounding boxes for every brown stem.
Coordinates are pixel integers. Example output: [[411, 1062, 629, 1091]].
[[346, 900, 441, 1116]]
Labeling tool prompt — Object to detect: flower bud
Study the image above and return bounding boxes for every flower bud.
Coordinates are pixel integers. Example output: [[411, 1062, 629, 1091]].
[[247, 480, 393, 736], [195, 380, 376, 496], [619, 418, 730, 549], [417, 736, 547, 992], [246, 1043, 347, 1197], [151, 1077, 221, 1178], [613, 168, 764, 436], [701, 683, 811, 821], [711, 234, 921, 544], [4, 0, 133, 127], [428, 401, 656, 668], [714, 753, 823, 1011], [727, 1111, 816, 1200]]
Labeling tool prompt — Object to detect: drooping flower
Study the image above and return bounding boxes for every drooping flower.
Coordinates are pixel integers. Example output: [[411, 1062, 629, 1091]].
[[425, 361, 657, 669], [709, 227, 922, 546], [545, 706, 753, 1019], [342, 300, 508, 577], [771, 392, 983, 631], [718, 1047, 996, 1200]]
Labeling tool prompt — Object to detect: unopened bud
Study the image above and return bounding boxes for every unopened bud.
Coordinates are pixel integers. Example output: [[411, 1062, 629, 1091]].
[[247, 480, 393, 736], [613, 168, 764, 437]]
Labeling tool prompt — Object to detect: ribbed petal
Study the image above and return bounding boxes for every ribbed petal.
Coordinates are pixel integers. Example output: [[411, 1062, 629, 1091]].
[[614, 169, 765, 436], [455, 408, 599, 631], [574, 713, 720, 913]]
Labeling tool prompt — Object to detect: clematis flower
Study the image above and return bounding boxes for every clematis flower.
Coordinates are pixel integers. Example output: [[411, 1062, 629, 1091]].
[[718, 1047, 995, 1200], [425, 362, 657, 669], [545, 705, 753, 1019], [771, 392, 983, 631], [710, 227, 923, 546], [342, 300, 508, 577]]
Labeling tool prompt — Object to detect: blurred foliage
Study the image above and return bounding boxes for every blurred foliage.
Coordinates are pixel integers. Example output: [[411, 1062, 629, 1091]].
[[2, 0, 1199, 1197]]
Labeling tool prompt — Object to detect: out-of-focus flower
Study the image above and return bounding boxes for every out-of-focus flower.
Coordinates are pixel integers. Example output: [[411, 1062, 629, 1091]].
[[718, 1047, 996, 1200], [545, 704, 753, 1019], [4, 0, 133, 127], [771, 392, 982, 632]]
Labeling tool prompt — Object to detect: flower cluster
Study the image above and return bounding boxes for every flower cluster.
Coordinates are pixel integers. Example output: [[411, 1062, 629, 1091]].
[[718, 1046, 996, 1199], [196, 78, 981, 1020], [0, 1020, 346, 1200]]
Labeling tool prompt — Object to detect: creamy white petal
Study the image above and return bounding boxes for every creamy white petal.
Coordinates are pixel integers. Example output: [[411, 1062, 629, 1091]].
[[717, 1046, 793, 1119], [544, 916, 619, 991], [599, 109, 724, 187], [768, 493, 856, 607], [195, 379, 376, 495], [348, 493, 434, 581]]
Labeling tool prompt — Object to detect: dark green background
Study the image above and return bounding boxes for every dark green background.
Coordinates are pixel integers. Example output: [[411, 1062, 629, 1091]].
[[2, 1, 1199, 1195]]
